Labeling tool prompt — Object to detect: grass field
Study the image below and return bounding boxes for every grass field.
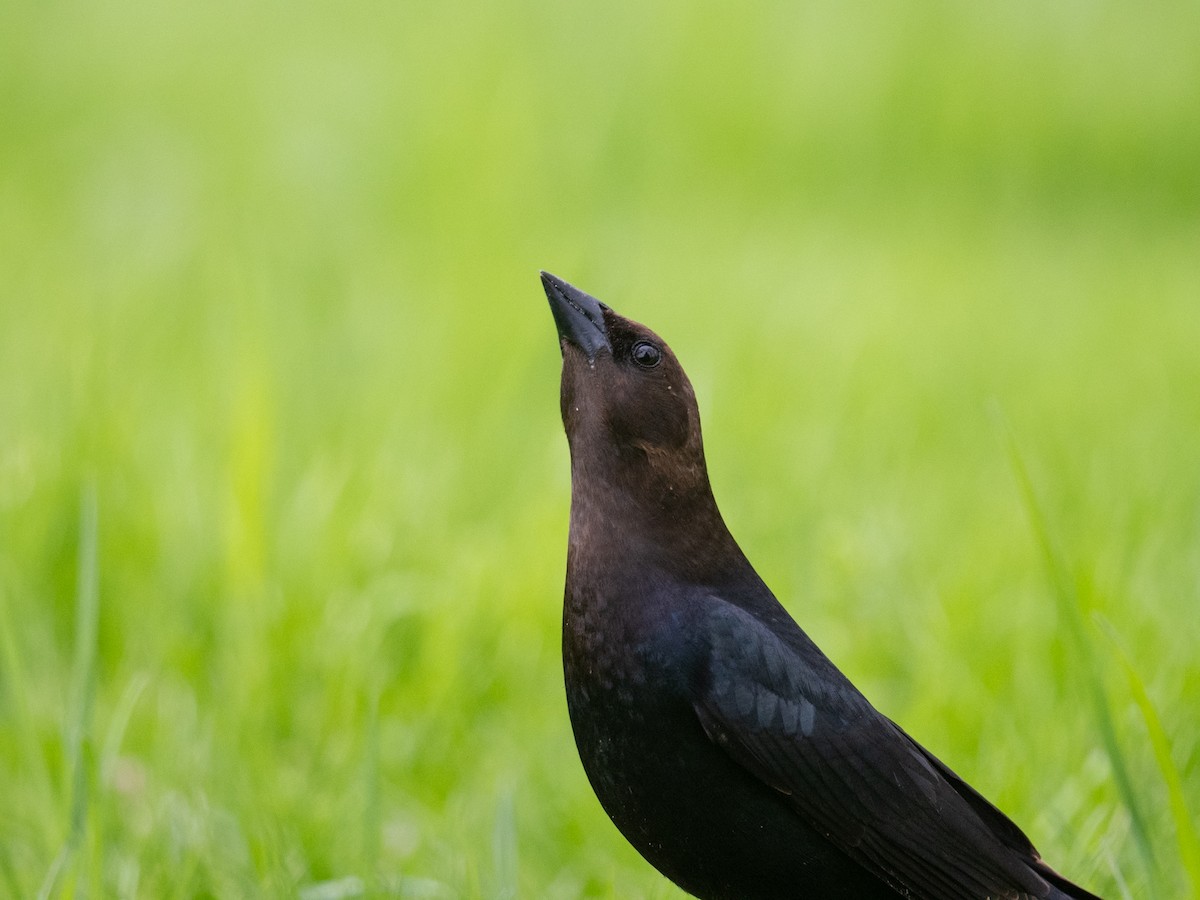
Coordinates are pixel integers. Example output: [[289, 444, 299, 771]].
[[2, 1, 1199, 897]]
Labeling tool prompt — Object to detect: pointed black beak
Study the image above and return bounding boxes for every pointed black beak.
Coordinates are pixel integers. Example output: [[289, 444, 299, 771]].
[[541, 271, 611, 362]]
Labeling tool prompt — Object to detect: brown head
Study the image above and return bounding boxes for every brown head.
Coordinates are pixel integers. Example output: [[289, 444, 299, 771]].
[[542, 272, 740, 576]]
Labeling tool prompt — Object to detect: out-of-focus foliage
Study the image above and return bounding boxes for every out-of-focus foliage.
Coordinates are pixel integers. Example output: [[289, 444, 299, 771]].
[[1, 1, 1197, 896]]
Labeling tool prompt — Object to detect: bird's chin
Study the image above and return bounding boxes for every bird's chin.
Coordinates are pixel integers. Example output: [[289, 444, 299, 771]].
[[561, 339, 606, 371]]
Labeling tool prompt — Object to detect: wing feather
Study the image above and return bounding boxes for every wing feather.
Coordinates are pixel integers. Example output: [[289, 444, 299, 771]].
[[693, 599, 1058, 900]]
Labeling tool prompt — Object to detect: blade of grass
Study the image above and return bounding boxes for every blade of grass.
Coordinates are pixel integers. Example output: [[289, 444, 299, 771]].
[[363, 687, 381, 893], [492, 787, 518, 900], [1096, 613, 1200, 898], [99, 672, 150, 787], [67, 487, 100, 840], [1001, 420, 1155, 881], [37, 486, 100, 900]]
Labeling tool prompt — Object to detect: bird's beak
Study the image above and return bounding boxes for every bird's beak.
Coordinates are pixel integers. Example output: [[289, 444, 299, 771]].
[[541, 271, 611, 363]]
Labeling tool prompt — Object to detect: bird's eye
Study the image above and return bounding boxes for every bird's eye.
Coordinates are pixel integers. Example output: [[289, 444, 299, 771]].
[[631, 341, 662, 368]]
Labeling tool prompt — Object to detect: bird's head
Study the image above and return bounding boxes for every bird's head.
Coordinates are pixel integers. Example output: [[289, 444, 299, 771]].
[[541, 271, 708, 503]]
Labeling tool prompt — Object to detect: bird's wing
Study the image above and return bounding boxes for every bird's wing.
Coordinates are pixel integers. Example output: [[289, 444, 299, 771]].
[[691, 599, 1059, 900], [892, 723, 1103, 900]]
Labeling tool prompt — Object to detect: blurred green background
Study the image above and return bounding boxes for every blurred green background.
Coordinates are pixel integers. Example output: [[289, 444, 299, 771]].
[[2, 0, 1198, 897]]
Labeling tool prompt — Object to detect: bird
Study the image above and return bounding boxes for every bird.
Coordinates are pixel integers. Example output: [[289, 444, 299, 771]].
[[540, 270, 1102, 900]]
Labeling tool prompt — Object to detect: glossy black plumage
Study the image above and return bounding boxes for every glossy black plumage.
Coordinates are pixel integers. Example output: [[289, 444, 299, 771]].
[[541, 272, 1101, 900]]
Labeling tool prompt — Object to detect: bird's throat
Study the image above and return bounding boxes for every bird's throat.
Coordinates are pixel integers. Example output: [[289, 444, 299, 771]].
[[567, 466, 747, 587]]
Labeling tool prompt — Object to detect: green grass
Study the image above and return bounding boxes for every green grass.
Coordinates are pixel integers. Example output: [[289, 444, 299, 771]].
[[2, 0, 1198, 896]]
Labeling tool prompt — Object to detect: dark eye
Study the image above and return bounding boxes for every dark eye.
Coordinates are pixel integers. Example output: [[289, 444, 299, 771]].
[[631, 341, 662, 368]]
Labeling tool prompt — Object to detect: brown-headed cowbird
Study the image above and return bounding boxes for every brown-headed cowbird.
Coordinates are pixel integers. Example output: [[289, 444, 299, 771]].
[[541, 271, 1102, 900]]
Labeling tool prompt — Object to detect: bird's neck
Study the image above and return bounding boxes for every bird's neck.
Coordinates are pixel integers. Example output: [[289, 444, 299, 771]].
[[567, 444, 753, 586]]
